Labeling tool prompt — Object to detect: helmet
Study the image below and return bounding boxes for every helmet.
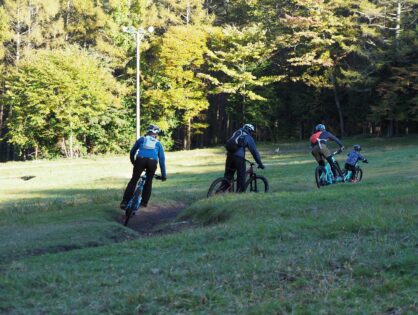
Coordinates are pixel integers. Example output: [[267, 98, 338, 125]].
[[315, 124, 326, 132], [243, 123, 255, 134], [146, 124, 160, 134], [353, 144, 361, 151]]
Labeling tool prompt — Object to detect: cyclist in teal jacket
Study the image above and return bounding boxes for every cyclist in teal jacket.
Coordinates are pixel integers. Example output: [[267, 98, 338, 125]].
[[120, 124, 166, 209]]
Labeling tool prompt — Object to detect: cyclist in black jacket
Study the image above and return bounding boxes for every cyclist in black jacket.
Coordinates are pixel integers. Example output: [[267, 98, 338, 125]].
[[224, 123, 265, 192]]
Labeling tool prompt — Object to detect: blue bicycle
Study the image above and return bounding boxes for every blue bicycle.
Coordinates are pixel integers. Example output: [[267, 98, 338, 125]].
[[124, 174, 163, 226], [315, 149, 364, 188]]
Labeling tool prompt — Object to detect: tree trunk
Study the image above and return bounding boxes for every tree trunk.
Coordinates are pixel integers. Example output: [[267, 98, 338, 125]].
[[395, 1, 402, 43], [187, 118, 191, 150], [16, 5, 21, 65], [387, 119, 394, 137], [186, 0, 191, 25], [69, 131, 74, 158], [65, 0, 71, 41], [331, 72, 345, 137]]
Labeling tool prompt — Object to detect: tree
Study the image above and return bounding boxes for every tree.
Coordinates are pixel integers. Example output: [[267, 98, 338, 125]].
[[2, 47, 127, 158], [146, 25, 209, 150], [202, 24, 282, 136], [278, 0, 378, 136]]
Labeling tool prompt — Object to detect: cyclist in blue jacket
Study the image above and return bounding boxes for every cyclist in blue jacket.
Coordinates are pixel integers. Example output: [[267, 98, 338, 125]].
[[310, 123, 345, 179], [345, 144, 368, 182], [224, 123, 265, 192], [120, 124, 166, 209]]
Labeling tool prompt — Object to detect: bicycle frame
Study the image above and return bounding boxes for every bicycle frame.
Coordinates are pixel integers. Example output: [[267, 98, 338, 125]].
[[342, 161, 360, 181], [319, 150, 344, 185], [126, 175, 146, 212]]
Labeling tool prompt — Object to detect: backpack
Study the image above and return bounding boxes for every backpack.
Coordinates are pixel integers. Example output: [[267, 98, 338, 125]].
[[225, 130, 246, 153], [310, 131, 322, 145], [142, 135, 158, 150]]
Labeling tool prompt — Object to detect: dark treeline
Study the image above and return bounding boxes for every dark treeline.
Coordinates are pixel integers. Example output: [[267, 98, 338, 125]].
[[0, 0, 417, 160]]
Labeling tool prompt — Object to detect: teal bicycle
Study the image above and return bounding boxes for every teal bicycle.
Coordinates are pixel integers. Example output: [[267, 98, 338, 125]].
[[315, 149, 365, 188], [124, 174, 163, 226]]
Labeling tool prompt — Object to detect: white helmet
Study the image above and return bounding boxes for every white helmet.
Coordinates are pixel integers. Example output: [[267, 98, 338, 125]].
[[243, 123, 255, 134], [146, 124, 160, 134]]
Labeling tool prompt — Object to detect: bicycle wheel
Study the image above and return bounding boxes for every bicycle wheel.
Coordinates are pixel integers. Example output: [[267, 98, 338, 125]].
[[207, 177, 233, 197], [315, 166, 326, 188], [355, 167, 363, 182], [124, 187, 142, 226], [244, 175, 269, 193]]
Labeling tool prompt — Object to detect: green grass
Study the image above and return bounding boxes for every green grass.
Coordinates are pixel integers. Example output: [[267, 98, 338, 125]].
[[1, 136, 417, 314]]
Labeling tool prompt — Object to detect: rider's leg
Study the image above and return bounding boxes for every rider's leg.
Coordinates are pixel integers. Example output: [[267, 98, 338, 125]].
[[224, 153, 235, 180], [234, 156, 246, 192], [141, 158, 158, 207], [121, 158, 146, 206], [325, 156, 339, 178], [345, 163, 356, 181]]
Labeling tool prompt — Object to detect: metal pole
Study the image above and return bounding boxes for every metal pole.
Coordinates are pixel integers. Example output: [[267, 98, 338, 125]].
[[136, 31, 141, 139]]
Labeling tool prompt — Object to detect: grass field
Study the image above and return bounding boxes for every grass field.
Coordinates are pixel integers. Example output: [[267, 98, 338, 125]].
[[0, 136, 417, 314]]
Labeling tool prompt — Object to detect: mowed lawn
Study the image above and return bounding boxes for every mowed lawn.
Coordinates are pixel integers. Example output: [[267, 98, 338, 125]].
[[0, 136, 417, 314]]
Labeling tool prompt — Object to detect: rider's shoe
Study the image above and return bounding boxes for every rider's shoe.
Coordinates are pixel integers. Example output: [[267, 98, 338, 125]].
[[140, 202, 148, 208], [350, 179, 358, 183], [120, 201, 127, 210]]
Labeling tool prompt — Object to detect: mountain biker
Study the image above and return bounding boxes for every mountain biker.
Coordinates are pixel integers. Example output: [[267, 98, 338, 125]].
[[224, 123, 265, 192], [310, 123, 344, 179], [120, 124, 167, 210], [345, 144, 368, 182]]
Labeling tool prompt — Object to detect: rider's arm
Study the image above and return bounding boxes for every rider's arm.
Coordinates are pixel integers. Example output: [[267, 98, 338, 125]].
[[157, 142, 167, 178], [245, 136, 263, 166], [324, 131, 344, 148], [129, 137, 143, 164]]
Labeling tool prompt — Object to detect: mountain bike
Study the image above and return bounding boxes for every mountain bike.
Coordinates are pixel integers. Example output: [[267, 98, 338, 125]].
[[124, 174, 163, 226], [315, 150, 365, 188], [207, 159, 269, 197]]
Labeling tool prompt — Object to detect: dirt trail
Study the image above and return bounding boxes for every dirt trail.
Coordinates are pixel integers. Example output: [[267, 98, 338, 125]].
[[117, 204, 194, 236]]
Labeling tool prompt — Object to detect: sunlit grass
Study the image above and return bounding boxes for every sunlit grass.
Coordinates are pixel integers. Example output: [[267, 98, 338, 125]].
[[0, 135, 417, 314]]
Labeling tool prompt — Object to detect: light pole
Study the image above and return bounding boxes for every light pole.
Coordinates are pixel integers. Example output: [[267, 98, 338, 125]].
[[123, 26, 154, 139]]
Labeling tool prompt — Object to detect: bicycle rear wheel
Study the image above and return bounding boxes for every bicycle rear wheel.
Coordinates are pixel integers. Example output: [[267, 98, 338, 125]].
[[207, 177, 233, 197], [315, 166, 326, 188], [244, 175, 269, 193]]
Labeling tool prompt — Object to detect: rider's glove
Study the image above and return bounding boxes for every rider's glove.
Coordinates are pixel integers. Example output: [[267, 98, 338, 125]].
[[258, 163, 265, 169], [161, 176, 167, 181], [363, 159, 368, 163], [340, 146, 345, 151]]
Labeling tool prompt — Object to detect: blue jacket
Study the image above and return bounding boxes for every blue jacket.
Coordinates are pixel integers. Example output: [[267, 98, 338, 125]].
[[345, 150, 366, 166], [230, 128, 262, 165], [130, 135, 166, 177]]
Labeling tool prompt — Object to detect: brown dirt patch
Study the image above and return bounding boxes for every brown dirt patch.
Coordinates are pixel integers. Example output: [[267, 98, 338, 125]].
[[117, 204, 195, 236]]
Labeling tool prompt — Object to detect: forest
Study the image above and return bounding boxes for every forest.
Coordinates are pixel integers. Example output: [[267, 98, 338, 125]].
[[0, 0, 417, 160]]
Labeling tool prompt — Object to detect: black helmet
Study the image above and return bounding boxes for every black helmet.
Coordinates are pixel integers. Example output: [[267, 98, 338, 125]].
[[146, 124, 160, 134], [243, 123, 255, 134], [353, 144, 361, 151]]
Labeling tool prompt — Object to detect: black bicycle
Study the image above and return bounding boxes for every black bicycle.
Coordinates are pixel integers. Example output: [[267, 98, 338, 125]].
[[124, 174, 163, 226], [207, 159, 269, 197]]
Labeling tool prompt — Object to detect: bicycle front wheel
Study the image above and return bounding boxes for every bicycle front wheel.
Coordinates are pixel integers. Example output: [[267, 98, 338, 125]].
[[207, 177, 233, 197], [244, 175, 269, 193], [355, 167, 363, 182], [124, 188, 142, 226]]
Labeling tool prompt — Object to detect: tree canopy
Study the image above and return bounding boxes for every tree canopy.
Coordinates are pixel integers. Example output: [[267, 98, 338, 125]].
[[0, 0, 417, 159]]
